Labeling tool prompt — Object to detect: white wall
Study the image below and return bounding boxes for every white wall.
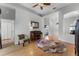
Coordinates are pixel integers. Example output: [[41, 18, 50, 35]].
[[42, 4, 79, 44], [43, 11, 76, 44], [15, 8, 42, 44], [14, 3, 79, 44], [58, 4, 79, 44], [63, 16, 79, 44], [42, 12, 59, 36], [2, 3, 79, 44], [0, 4, 43, 44]]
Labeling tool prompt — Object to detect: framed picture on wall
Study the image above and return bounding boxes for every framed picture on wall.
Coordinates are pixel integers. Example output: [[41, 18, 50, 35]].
[[31, 21, 39, 29]]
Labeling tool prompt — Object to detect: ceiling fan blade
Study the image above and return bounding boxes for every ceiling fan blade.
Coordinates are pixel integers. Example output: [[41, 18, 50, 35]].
[[33, 4, 38, 7], [43, 3, 51, 5], [40, 6, 43, 10]]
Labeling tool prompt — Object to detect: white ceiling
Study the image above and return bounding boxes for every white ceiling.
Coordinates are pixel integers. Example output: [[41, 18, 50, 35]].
[[0, 3, 71, 16], [64, 10, 79, 19], [20, 3, 70, 16]]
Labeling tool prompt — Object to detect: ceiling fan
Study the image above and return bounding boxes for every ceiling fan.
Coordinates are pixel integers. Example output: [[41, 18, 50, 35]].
[[33, 3, 51, 10]]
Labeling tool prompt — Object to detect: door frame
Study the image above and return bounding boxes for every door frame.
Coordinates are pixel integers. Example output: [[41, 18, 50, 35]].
[[0, 36, 2, 49], [0, 9, 2, 49]]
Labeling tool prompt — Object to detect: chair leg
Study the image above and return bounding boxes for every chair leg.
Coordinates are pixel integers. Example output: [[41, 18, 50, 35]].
[[23, 43, 24, 47]]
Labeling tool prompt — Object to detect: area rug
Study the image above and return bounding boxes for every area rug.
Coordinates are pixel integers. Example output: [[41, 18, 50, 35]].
[[36, 39, 66, 53]]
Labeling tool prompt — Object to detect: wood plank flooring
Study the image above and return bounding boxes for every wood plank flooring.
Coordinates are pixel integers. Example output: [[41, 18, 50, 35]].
[[0, 42, 75, 56]]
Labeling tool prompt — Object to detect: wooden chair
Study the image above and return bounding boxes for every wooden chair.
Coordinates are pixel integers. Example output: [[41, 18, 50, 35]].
[[18, 34, 30, 47]]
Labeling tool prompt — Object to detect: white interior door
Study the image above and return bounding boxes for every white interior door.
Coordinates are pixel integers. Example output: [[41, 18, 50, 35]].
[[1, 19, 14, 40], [7, 22, 12, 39], [1, 21, 7, 40]]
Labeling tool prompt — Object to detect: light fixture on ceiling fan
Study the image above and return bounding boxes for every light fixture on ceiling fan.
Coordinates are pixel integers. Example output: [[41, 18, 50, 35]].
[[33, 3, 51, 10]]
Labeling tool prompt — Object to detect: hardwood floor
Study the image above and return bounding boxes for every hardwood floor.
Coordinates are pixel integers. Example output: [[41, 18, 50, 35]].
[[2, 39, 14, 48], [0, 42, 75, 56]]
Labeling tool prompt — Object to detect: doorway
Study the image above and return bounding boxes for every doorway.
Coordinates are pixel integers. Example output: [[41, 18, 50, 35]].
[[1, 19, 15, 48]]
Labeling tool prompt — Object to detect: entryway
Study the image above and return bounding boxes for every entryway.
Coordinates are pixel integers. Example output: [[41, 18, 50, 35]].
[[1, 19, 15, 48]]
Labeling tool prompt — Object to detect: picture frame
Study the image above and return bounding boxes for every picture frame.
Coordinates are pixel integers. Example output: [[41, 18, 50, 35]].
[[31, 21, 39, 29]]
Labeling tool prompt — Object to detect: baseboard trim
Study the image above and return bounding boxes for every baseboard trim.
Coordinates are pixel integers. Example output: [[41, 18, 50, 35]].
[[60, 39, 75, 45]]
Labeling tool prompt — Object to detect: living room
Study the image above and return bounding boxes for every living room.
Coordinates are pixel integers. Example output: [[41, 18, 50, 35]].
[[0, 3, 79, 56]]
